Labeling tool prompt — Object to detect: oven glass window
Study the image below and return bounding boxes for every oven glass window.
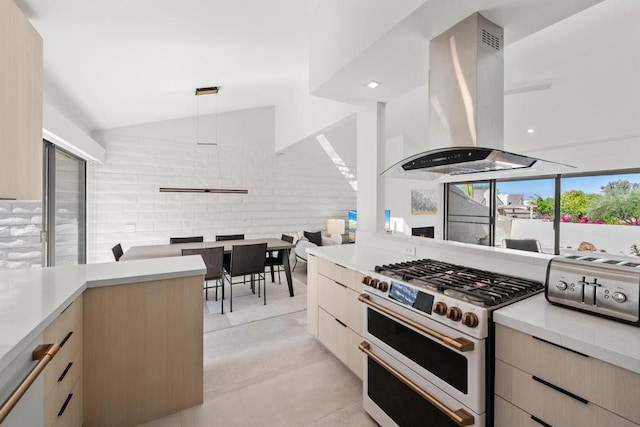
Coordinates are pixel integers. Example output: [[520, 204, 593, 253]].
[[368, 308, 468, 393], [368, 358, 463, 427]]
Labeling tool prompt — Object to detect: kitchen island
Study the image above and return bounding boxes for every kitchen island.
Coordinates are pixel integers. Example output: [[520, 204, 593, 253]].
[[307, 234, 640, 427], [0, 256, 206, 426]]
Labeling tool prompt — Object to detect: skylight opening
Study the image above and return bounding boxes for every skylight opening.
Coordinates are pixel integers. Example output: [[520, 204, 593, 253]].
[[316, 134, 357, 191]]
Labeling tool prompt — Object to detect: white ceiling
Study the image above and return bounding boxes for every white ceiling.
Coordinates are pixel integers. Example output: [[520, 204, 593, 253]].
[[19, 0, 310, 130], [18, 0, 640, 155]]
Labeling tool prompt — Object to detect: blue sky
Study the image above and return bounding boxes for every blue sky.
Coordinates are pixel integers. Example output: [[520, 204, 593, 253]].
[[496, 173, 640, 200]]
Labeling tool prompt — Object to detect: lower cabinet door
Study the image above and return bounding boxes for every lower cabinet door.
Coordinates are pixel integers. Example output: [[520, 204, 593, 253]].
[[495, 359, 637, 427], [494, 395, 542, 427], [318, 308, 362, 379]]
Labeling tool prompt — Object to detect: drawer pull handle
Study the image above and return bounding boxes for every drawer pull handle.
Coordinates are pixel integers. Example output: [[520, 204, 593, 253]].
[[57, 393, 73, 417], [359, 294, 474, 352], [336, 281, 347, 288], [336, 263, 347, 269], [335, 318, 347, 328], [58, 362, 73, 382], [60, 331, 73, 348], [531, 415, 552, 427], [359, 341, 474, 426], [532, 336, 588, 358], [532, 376, 588, 404], [0, 343, 61, 424]]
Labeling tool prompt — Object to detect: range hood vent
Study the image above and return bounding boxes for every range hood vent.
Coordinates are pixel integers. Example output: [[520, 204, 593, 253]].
[[383, 13, 571, 178]]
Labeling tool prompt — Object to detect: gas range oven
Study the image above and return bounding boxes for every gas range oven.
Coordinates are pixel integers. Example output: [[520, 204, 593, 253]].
[[359, 259, 544, 427]]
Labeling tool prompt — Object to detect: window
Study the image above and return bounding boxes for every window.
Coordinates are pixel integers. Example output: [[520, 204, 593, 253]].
[[445, 170, 640, 259], [44, 142, 87, 265]]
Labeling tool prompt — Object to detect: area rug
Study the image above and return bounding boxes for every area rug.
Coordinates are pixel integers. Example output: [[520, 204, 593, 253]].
[[204, 276, 307, 331]]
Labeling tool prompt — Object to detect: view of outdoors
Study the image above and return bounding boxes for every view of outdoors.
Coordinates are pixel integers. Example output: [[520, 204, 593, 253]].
[[448, 172, 640, 258]]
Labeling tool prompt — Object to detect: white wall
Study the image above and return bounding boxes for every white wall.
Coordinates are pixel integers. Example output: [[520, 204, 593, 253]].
[[88, 106, 356, 262]]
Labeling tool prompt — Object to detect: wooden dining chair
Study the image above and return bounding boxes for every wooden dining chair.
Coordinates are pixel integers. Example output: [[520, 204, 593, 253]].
[[112, 243, 124, 261], [265, 234, 293, 284], [182, 247, 225, 312], [170, 236, 204, 244], [223, 243, 267, 313]]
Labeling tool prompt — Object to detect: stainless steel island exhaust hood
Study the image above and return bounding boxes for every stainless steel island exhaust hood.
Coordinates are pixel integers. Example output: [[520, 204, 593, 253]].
[[383, 13, 569, 178]]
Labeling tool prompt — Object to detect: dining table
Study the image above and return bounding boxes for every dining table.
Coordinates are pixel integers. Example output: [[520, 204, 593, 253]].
[[120, 238, 296, 297]]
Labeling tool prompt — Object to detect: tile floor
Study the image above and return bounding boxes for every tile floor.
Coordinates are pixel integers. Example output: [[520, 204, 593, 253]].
[[139, 266, 378, 427]]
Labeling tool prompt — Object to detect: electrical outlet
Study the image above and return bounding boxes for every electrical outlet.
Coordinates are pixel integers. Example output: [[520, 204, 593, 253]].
[[124, 224, 135, 233], [403, 246, 416, 256]]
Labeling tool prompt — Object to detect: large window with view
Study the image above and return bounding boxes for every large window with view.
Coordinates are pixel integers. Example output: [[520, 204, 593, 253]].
[[445, 171, 640, 260]]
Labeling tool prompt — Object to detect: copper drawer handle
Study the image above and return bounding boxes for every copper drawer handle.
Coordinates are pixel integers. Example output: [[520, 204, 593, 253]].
[[359, 294, 474, 352], [0, 343, 61, 423], [359, 341, 474, 427]]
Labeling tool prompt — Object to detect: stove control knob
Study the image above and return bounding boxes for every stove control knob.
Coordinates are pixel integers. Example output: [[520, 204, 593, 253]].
[[446, 306, 463, 322], [461, 312, 479, 328], [378, 281, 389, 292], [555, 280, 568, 291], [611, 292, 627, 303], [370, 278, 380, 288], [433, 302, 448, 316], [362, 276, 372, 286]]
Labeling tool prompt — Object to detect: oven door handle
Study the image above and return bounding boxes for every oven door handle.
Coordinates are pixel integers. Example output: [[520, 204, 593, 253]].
[[358, 294, 474, 352], [359, 341, 474, 427]]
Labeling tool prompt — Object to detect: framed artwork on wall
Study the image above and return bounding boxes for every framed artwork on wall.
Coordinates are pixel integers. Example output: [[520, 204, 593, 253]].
[[411, 189, 437, 215]]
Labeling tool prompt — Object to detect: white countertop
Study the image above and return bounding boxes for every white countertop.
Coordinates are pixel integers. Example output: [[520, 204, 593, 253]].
[[0, 256, 205, 374], [306, 244, 413, 274], [494, 294, 640, 373], [309, 239, 640, 374]]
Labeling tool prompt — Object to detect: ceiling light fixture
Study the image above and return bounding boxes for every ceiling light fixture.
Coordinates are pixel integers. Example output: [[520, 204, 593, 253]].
[[527, 128, 535, 134], [366, 81, 381, 89], [159, 86, 248, 195]]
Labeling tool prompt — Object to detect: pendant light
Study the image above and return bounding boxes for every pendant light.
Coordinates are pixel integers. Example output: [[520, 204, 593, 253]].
[[159, 86, 248, 194]]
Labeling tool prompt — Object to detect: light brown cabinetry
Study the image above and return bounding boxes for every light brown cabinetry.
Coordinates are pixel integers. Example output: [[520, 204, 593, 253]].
[[83, 276, 203, 427], [0, 0, 43, 200], [42, 298, 83, 427], [308, 256, 364, 379], [495, 324, 640, 427]]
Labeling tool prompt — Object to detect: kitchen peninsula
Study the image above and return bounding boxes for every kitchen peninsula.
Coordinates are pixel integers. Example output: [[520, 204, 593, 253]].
[[0, 256, 205, 426], [307, 233, 640, 427]]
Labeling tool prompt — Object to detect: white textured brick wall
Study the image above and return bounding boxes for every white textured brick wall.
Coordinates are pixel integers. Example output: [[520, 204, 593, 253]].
[[88, 106, 356, 262], [0, 200, 43, 269]]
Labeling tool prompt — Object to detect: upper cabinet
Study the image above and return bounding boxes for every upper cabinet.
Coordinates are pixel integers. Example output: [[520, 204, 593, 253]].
[[0, 0, 43, 200]]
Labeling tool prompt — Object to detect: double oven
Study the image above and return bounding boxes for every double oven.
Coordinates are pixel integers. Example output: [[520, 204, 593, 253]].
[[358, 259, 543, 427]]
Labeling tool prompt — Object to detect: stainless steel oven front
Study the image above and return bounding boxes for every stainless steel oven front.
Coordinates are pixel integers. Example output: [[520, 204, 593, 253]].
[[360, 291, 486, 427]]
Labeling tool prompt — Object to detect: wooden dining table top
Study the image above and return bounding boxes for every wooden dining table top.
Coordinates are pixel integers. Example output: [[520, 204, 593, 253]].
[[120, 238, 294, 261]]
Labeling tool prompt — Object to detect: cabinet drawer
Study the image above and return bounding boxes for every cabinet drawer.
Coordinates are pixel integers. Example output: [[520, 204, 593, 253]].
[[44, 353, 81, 427], [318, 258, 363, 292], [50, 376, 82, 427], [496, 324, 640, 424], [42, 298, 82, 397], [318, 275, 362, 334], [318, 308, 362, 379], [495, 359, 637, 427], [494, 395, 540, 427]]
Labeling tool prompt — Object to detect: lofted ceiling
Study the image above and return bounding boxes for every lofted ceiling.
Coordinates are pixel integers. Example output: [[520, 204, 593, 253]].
[[17, 0, 640, 160]]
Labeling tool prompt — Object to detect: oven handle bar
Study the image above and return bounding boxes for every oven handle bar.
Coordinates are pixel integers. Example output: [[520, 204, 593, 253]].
[[359, 341, 474, 427], [358, 294, 474, 352]]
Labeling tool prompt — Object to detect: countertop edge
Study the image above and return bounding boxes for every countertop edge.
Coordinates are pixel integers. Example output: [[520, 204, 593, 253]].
[[0, 256, 206, 375], [494, 296, 640, 374]]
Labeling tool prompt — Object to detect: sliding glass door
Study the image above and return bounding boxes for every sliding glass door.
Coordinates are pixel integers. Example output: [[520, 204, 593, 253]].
[[44, 141, 86, 266]]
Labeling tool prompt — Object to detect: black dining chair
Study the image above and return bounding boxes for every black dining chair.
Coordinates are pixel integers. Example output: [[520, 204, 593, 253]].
[[265, 234, 294, 284], [503, 238, 542, 253], [112, 243, 123, 261], [170, 236, 204, 244], [182, 247, 225, 310], [223, 243, 267, 313], [216, 234, 245, 271]]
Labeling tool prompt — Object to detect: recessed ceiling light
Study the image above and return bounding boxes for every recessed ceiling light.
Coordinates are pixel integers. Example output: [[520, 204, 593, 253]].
[[527, 128, 535, 134], [366, 81, 381, 89]]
